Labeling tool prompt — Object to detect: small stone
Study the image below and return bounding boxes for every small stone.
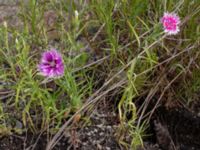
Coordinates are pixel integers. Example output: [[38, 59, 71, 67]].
[[97, 124, 103, 128], [97, 144, 102, 149], [106, 126, 112, 130], [99, 132, 104, 136], [94, 129, 98, 133], [15, 120, 23, 129], [87, 132, 91, 136], [106, 147, 111, 150]]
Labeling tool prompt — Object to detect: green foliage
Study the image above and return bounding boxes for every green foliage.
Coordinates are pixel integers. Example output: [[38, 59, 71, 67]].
[[178, 70, 200, 104], [0, 0, 199, 149]]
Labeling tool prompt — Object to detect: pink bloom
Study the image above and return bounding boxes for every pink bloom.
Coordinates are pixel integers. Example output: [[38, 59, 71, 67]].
[[38, 49, 64, 78], [161, 12, 180, 35]]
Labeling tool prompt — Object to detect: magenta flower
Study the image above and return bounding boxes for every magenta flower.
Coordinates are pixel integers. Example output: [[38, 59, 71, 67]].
[[161, 12, 180, 35], [38, 49, 64, 78]]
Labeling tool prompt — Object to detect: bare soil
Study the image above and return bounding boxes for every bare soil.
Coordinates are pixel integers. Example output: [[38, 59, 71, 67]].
[[1, 99, 200, 150]]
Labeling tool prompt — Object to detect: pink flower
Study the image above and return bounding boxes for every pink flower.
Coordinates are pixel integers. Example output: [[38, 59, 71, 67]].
[[38, 49, 64, 78], [161, 12, 180, 35]]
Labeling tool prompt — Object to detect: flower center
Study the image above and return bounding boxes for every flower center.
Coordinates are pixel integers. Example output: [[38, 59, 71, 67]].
[[49, 60, 56, 67], [163, 18, 177, 30]]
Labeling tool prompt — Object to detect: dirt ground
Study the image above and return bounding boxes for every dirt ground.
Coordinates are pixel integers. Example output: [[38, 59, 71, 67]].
[[1, 98, 200, 150]]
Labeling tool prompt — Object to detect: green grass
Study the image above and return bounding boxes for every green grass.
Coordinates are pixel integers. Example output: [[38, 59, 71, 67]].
[[0, 0, 200, 149]]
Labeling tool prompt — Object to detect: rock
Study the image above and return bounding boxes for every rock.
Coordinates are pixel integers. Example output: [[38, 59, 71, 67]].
[[15, 120, 23, 129]]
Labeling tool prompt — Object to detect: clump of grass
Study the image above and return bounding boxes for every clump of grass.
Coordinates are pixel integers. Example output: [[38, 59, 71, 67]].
[[0, 0, 90, 133]]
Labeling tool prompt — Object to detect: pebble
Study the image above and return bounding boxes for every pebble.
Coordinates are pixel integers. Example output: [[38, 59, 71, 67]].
[[94, 129, 98, 133], [106, 147, 111, 150], [97, 143, 102, 149], [106, 126, 112, 130], [82, 142, 87, 146], [15, 120, 23, 129], [99, 132, 104, 136], [87, 132, 91, 136]]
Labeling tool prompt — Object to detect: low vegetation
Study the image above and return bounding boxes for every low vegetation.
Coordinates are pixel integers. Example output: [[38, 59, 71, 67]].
[[0, 0, 200, 149]]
